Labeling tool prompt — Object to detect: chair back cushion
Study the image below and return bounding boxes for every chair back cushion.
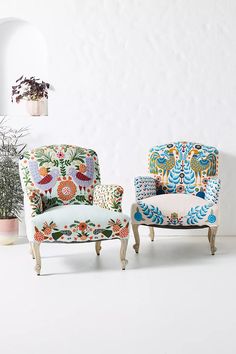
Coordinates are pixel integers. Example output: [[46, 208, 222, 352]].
[[19, 145, 100, 210], [148, 142, 219, 195]]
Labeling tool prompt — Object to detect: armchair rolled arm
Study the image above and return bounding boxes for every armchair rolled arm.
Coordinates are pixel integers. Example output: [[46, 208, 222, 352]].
[[26, 188, 44, 217], [205, 178, 221, 204], [134, 176, 157, 201], [93, 184, 124, 212]]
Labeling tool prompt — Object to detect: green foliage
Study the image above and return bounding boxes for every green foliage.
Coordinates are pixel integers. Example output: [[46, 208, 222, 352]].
[[35, 149, 54, 166], [51, 231, 63, 241], [101, 229, 112, 238], [76, 195, 86, 203], [59, 159, 66, 176], [69, 147, 87, 163], [44, 197, 63, 210], [0, 117, 28, 219]]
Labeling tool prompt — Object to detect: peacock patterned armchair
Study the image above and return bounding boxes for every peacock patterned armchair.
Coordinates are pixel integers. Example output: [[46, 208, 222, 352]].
[[131, 142, 220, 256], [19, 145, 129, 275]]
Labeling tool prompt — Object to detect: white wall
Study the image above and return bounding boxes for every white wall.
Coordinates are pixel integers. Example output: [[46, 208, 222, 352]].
[[0, 18, 48, 115], [0, 0, 235, 235]]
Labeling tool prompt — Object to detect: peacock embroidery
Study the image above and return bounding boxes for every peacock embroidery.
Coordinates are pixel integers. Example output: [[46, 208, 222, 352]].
[[189, 148, 217, 185], [149, 142, 219, 195], [149, 146, 178, 183]]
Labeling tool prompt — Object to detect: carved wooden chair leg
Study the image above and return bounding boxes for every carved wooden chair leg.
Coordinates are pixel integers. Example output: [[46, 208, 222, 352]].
[[207, 229, 211, 243], [95, 241, 102, 256], [132, 224, 140, 253], [33, 242, 41, 275], [208, 226, 218, 255], [29, 242, 35, 259], [149, 226, 155, 242], [120, 239, 128, 270]]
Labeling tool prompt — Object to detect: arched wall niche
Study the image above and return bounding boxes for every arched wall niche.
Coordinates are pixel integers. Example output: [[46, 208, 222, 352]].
[[0, 17, 48, 116]]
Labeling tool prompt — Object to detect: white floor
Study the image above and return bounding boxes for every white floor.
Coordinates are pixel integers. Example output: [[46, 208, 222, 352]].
[[0, 234, 236, 354]]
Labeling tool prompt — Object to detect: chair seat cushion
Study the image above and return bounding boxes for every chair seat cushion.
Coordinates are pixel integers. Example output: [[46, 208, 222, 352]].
[[131, 194, 218, 227], [30, 205, 129, 243]]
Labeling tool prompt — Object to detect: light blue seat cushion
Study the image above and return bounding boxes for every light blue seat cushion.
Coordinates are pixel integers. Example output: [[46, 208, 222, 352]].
[[30, 205, 130, 243]]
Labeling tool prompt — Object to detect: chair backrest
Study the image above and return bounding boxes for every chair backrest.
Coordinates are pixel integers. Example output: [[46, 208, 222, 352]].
[[148, 142, 219, 196], [19, 144, 100, 210]]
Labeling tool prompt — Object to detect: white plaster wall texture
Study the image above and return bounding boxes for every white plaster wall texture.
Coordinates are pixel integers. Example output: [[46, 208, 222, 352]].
[[0, 0, 235, 235]]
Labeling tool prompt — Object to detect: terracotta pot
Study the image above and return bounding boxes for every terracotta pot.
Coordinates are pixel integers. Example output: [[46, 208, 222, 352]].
[[0, 218, 18, 245], [26, 100, 46, 116]]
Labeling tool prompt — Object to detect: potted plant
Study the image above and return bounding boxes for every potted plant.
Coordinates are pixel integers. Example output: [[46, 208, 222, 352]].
[[0, 117, 28, 245], [11, 76, 50, 116]]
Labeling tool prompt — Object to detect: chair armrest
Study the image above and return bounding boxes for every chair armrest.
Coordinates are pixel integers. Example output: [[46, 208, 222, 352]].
[[26, 188, 44, 217], [134, 176, 157, 201], [93, 184, 124, 212], [205, 178, 221, 204]]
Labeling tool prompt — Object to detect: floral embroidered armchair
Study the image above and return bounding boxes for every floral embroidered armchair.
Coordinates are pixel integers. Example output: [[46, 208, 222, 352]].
[[131, 142, 220, 255], [19, 145, 129, 275]]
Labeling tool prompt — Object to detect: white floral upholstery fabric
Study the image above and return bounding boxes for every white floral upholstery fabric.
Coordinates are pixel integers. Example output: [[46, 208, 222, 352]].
[[19, 145, 129, 243], [93, 184, 124, 212]]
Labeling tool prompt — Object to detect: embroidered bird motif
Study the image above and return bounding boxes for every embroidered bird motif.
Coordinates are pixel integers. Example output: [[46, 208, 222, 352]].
[[29, 160, 59, 194], [190, 149, 217, 184], [69, 157, 94, 191], [150, 147, 177, 182]]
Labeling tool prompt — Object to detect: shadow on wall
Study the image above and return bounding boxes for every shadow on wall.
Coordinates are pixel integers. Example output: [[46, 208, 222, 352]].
[[220, 152, 236, 236], [0, 17, 48, 116]]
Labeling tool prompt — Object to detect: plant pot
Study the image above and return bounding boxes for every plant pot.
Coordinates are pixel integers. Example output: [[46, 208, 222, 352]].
[[0, 218, 18, 245], [26, 100, 47, 116]]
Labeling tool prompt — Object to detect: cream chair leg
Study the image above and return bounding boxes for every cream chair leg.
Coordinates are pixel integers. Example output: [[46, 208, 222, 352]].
[[95, 241, 102, 256], [208, 226, 218, 255], [29, 242, 35, 259], [149, 226, 155, 242], [33, 242, 41, 275], [207, 229, 211, 243], [120, 239, 128, 270], [132, 224, 140, 253]]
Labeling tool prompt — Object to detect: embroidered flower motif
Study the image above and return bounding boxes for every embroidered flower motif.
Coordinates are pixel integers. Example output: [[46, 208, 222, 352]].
[[44, 226, 52, 235], [108, 218, 121, 232], [202, 178, 208, 185], [57, 152, 65, 159], [78, 222, 87, 231], [171, 212, 178, 220], [134, 208, 143, 221], [34, 217, 129, 243], [80, 235, 87, 240], [42, 221, 57, 235], [207, 210, 216, 224], [113, 224, 121, 232], [176, 185, 185, 193], [57, 180, 76, 201], [119, 227, 129, 238], [155, 176, 162, 183], [34, 227, 45, 242]]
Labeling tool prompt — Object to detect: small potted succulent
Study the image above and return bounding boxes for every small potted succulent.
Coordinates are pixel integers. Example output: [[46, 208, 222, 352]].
[[11, 76, 50, 116], [0, 117, 28, 245]]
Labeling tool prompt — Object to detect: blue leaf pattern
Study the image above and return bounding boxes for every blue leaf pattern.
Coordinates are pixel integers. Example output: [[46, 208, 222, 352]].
[[138, 202, 164, 224], [186, 203, 213, 225]]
